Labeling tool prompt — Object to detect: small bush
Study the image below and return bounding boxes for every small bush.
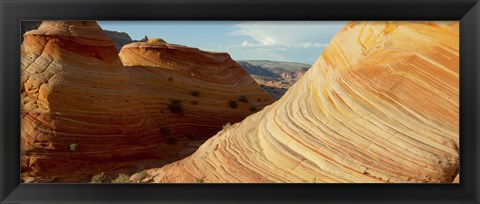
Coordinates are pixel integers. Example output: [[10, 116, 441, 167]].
[[168, 100, 184, 114], [256, 99, 261, 102], [160, 109, 165, 114], [112, 173, 130, 183], [228, 100, 238, 109], [166, 136, 178, 145], [196, 177, 205, 183], [186, 132, 202, 140], [90, 172, 107, 183], [160, 125, 171, 135], [186, 133, 195, 140], [249, 107, 257, 112], [131, 170, 147, 183], [223, 122, 232, 129], [238, 95, 249, 103], [50, 176, 57, 182], [69, 143, 79, 151], [168, 77, 174, 82], [191, 90, 200, 97], [191, 100, 198, 105], [21, 149, 31, 156]]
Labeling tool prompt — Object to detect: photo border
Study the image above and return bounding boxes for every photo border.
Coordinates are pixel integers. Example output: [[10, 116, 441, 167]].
[[1, 0, 479, 203]]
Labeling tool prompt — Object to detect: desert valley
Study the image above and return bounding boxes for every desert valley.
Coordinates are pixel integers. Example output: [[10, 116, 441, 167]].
[[20, 21, 459, 183]]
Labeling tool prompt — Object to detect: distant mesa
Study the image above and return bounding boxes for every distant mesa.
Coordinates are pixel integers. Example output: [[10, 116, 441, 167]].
[[238, 60, 310, 99], [140, 21, 459, 183], [104, 30, 134, 51], [20, 21, 273, 182]]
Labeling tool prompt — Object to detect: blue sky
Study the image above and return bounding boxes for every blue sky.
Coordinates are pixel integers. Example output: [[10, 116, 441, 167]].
[[98, 21, 347, 64]]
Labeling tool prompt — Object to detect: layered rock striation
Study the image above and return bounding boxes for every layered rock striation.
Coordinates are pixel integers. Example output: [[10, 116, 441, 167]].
[[141, 21, 460, 183], [21, 21, 273, 182]]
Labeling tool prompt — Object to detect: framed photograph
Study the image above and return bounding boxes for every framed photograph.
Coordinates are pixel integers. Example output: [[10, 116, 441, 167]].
[[1, 0, 479, 203]]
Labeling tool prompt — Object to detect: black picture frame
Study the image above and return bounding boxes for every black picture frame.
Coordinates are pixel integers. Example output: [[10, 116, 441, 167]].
[[1, 0, 479, 203]]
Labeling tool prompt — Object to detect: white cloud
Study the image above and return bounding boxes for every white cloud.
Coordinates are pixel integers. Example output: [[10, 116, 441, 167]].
[[300, 42, 329, 48], [228, 21, 345, 49], [225, 40, 328, 51], [229, 21, 344, 45], [222, 21, 347, 63]]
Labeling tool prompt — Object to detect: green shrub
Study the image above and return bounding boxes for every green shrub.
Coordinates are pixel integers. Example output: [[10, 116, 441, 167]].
[[191, 90, 200, 97], [160, 125, 171, 135], [249, 107, 257, 112], [131, 170, 147, 183], [238, 95, 249, 103], [223, 122, 232, 129], [90, 172, 107, 183], [196, 177, 205, 183], [69, 143, 79, 151], [50, 176, 57, 182], [168, 100, 184, 114], [112, 173, 130, 183], [21, 149, 31, 156], [228, 100, 238, 109], [186, 132, 200, 140], [166, 136, 178, 145]]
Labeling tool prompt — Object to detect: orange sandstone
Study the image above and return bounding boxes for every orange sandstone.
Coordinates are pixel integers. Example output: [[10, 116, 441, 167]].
[[141, 21, 459, 183], [21, 21, 273, 182]]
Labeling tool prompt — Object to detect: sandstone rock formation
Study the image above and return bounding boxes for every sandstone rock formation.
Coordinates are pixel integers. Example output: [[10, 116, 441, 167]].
[[21, 21, 134, 51], [21, 21, 273, 182], [21, 21, 42, 42], [140, 21, 459, 183]]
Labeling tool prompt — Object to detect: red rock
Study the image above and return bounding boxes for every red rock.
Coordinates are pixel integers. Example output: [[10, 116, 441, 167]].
[[21, 21, 273, 182]]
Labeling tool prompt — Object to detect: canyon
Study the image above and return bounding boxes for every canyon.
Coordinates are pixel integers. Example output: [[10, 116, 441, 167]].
[[136, 21, 460, 183], [20, 21, 273, 182], [238, 60, 310, 99]]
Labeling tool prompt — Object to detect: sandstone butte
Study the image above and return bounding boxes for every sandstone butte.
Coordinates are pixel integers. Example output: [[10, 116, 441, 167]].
[[137, 21, 460, 183], [20, 21, 273, 182]]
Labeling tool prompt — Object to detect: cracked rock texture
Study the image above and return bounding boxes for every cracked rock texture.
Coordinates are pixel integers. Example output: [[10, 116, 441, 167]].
[[21, 21, 273, 182], [140, 21, 459, 183]]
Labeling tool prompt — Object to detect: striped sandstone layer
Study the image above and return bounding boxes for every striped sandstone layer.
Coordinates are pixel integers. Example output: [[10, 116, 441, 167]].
[[21, 21, 273, 182], [140, 21, 459, 183]]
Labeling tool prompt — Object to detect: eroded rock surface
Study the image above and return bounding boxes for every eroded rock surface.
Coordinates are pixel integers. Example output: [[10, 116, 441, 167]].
[[21, 21, 273, 182], [141, 22, 459, 183]]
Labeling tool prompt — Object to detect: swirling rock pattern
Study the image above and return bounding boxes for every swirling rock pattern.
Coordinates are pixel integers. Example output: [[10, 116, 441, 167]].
[[142, 22, 459, 183], [21, 21, 273, 182]]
